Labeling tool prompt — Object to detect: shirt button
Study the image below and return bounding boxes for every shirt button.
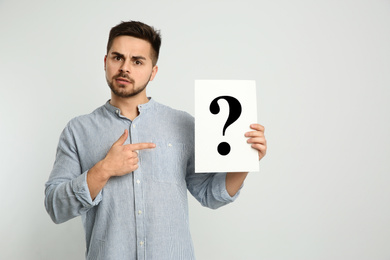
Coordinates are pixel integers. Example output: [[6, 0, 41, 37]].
[[138, 210, 142, 215], [133, 124, 136, 128], [168, 143, 172, 147], [115, 110, 119, 114], [136, 179, 141, 184], [140, 241, 144, 246]]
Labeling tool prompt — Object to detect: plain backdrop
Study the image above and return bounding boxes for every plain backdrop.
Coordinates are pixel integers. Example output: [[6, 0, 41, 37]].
[[1, 0, 389, 259]]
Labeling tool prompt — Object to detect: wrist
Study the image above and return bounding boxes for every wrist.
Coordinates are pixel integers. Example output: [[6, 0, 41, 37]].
[[91, 160, 112, 182]]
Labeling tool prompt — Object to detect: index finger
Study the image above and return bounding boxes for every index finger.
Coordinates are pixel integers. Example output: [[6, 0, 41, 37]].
[[250, 124, 265, 132], [128, 142, 156, 151]]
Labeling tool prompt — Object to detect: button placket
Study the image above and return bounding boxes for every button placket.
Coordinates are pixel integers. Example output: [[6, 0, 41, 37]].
[[130, 118, 146, 260]]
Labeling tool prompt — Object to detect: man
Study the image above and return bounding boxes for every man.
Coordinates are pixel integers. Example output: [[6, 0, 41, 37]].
[[45, 21, 267, 260]]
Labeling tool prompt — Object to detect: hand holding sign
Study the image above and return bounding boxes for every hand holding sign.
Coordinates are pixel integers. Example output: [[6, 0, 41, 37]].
[[195, 80, 259, 173]]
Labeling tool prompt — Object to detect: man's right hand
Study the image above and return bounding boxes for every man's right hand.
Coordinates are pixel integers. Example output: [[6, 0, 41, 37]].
[[101, 129, 156, 178], [87, 129, 156, 200]]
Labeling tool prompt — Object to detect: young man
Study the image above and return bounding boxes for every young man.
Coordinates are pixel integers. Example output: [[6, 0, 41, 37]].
[[45, 21, 267, 260]]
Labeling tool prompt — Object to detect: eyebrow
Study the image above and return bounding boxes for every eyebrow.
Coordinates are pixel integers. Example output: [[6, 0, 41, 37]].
[[110, 52, 147, 61], [111, 52, 125, 59], [131, 56, 146, 60]]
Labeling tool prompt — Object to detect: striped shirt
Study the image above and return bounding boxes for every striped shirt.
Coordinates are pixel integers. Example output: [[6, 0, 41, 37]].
[[45, 98, 240, 260]]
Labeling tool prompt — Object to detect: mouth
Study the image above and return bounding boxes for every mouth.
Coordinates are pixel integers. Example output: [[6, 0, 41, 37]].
[[115, 77, 132, 85]]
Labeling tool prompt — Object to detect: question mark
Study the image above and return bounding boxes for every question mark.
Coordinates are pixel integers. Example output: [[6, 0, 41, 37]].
[[209, 96, 242, 156]]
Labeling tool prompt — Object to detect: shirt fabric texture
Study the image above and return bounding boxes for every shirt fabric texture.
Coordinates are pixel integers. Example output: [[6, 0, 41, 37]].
[[45, 98, 240, 260]]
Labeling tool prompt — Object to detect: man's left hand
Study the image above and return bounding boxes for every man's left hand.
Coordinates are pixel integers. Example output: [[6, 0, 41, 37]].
[[245, 124, 267, 161]]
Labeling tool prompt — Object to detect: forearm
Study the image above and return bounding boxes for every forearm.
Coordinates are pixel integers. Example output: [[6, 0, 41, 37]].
[[87, 160, 110, 200], [187, 172, 237, 209], [45, 161, 109, 224], [225, 172, 248, 197]]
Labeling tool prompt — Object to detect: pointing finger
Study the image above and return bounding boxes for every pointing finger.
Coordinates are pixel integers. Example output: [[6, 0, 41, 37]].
[[128, 142, 156, 151]]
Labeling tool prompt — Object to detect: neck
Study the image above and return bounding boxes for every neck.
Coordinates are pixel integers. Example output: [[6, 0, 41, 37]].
[[110, 93, 149, 121]]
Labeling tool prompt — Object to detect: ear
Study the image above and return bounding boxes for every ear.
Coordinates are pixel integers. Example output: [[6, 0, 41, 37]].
[[149, 65, 158, 81], [104, 55, 107, 70]]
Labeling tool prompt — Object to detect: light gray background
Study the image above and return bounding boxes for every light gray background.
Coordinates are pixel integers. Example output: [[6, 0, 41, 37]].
[[1, 0, 389, 259]]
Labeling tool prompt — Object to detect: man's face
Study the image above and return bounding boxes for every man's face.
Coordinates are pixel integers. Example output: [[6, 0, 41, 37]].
[[104, 36, 158, 98]]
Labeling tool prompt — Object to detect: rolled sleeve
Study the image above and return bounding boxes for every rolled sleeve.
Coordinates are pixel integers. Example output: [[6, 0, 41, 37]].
[[211, 172, 241, 203], [45, 122, 102, 224], [73, 171, 102, 207], [186, 172, 242, 209]]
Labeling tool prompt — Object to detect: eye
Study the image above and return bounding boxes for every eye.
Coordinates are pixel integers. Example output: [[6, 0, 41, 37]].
[[113, 56, 122, 61], [134, 60, 143, 65]]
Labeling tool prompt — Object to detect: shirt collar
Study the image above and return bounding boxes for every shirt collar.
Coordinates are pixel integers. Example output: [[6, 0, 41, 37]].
[[104, 97, 156, 116]]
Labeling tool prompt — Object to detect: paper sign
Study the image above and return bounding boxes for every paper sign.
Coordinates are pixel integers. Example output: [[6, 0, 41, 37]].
[[195, 80, 259, 173]]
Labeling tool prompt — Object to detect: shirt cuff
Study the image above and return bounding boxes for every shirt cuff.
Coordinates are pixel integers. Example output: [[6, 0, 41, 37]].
[[215, 172, 242, 203], [71, 170, 102, 207]]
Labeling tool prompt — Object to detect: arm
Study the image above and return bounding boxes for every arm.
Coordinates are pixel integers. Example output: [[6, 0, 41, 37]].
[[186, 171, 235, 209], [186, 124, 267, 207], [45, 124, 97, 224], [45, 128, 155, 223], [225, 172, 249, 197], [225, 124, 267, 196]]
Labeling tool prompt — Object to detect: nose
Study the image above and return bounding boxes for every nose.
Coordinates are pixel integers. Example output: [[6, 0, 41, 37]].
[[120, 68, 128, 74], [120, 61, 131, 74]]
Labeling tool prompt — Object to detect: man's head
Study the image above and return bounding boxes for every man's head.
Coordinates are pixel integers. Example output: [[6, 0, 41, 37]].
[[106, 21, 161, 66], [104, 21, 160, 100]]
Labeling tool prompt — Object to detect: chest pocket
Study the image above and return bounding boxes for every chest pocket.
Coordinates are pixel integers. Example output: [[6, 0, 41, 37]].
[[151, 142, 187, 184]]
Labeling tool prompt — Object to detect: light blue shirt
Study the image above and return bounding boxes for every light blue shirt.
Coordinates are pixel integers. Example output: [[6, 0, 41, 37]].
[[45, 98, 240, 260]]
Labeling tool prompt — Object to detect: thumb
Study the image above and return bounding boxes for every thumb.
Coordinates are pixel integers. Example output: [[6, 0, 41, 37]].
[[113, 129, 128, 146]]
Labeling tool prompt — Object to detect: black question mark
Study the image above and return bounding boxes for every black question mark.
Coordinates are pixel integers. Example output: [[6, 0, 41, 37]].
[[209, 96, 242, 156]]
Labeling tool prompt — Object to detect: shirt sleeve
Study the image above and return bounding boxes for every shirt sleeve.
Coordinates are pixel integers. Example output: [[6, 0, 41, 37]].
[[44, 123, 102, 224], [185, 147, 242, 209], [184, 114, 243, 209], [186, 171, 242, 209]]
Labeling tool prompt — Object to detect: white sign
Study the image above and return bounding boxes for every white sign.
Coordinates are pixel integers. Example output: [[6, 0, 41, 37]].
[[195, 80, 259, 173]]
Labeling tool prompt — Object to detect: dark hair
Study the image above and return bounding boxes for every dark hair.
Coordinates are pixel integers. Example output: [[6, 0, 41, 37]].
[[107, 21, 161, 66]]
